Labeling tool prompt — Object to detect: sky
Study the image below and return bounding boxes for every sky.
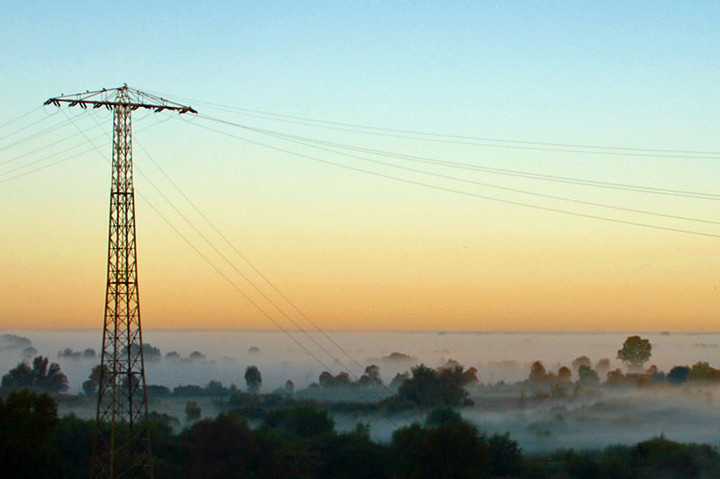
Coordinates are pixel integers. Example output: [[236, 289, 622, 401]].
[[1, 1, 719, 332]]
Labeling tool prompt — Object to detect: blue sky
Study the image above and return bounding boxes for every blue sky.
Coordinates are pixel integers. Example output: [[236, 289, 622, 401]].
[[1, 2, 719, 331]]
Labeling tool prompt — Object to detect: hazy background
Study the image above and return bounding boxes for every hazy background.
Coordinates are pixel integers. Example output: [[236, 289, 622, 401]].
[[5, 329, 720, 451], [3, 329, 720, 392]]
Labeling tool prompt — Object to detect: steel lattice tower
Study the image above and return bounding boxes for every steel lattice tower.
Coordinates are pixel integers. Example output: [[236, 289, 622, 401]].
[[45, 86, 196, 478]]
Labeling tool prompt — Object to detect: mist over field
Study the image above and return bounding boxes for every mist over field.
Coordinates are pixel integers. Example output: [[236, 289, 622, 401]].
[[4, 329, 720, 453]]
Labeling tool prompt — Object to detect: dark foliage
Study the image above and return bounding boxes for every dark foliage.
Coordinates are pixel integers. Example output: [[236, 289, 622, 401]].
[[0, 389, 59, 478], [2, 356, 69, 393], [667, 366, 690, 385], [2, 392, 719, 479], [393, 363, 474, 408], [245, 365, 262, 393]]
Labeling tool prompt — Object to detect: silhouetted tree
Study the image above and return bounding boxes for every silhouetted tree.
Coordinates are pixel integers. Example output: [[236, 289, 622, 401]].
[[572, 355, 592, 372], [81, 364, 107, 396], [244, 365, 262, 393], [396, 364, 473, 408], [425, 406, 463, 427], [529, 361, 548, 383], [558, 366, 572, 383], [390, 372, 409, 387], [0, 390, 60, 478], [121, 343, 161, 362], [577, 364, 600, 385], [284, 404, 335, 439], [185, 401, 201, 421], [189, 351, 205, 361], [617, 336, 652, 372], [392, 419, 491, 478], [488, 432, 523, 477], [2, 356, 68, 393], [359, 364, 382, 385], [667, 366, 690, 385], [688, 361, 720, 382], [318, 371, 352, 387], [165, 351, 180, 360], [53, 414, 94, 478], [183, 414, 255, 478]]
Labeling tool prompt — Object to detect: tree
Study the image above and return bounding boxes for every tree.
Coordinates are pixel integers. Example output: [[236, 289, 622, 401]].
[[425, 406, 463, 427], [396, 363, 473, 408], [529, 361, 548, 383], [0, 390, 60, 477], [572, 356, 592, 372], [244, 365, 262, 393], [359, 364, 382, 386], [391, 420, 490, 478], [667, 366, 690, 385], [121, 343, 161, 362], [557, 366, 572, 383], [617, 336, 652, 372], [318, 371, 352, 387], [183, 414, 255, 478], [1, 356, 69, 393], [82, 364, 107, 396], [596, 358, 611, 377], [185, 401, 201, 421], [688, 362, 720, 382], [577, 365, 600, 385], [284, 404, 335, 439]]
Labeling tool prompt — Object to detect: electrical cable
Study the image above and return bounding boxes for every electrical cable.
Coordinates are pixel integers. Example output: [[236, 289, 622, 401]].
[[145, 90, 720, 159], [196, 116, 720, 226], [0, 114, 155, 185], [0, 116, 76, 151], [72, 113, 402, 425], [184, 119, 720, 239], [199, 115, 720, 201], [0, 106, 43, 130]]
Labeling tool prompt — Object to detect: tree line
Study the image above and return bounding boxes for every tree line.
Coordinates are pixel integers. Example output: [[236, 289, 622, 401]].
[[2, 390, 719, 478]]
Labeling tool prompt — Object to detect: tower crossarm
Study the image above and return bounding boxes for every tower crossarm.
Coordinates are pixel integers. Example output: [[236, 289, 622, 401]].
[[44, 84, 197, 114]]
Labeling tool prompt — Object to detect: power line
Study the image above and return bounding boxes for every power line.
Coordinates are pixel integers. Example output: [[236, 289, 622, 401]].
[[0, 114, 156, 186], [146, 90, 720, 159], [135, 135, 379, 375], [0, 106, 45, 131], [185, 118, 720, 240], [195, 116, 720, 227], [198, 115, 720, 201], [0, 116, 77, 152], [72, 113, 401, 423]]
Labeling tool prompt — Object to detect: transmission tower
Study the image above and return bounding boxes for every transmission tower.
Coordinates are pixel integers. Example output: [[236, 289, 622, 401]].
[[45, 86, 196, 478]]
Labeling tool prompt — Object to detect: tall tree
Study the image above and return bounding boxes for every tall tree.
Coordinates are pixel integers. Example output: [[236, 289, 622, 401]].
[[244, 365, 262, 393], [617, 336, 652, 372]]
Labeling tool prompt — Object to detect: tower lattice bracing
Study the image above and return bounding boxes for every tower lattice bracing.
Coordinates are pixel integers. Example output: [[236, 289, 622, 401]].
[[45, 86, 196, 478]]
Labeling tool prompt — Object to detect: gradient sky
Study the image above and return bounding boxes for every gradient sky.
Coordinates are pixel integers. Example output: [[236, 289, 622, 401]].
[[1, 1, 719, 332]]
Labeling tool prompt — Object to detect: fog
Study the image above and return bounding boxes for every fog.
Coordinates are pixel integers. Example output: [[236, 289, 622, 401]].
[[3, 329, 720, 452]]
